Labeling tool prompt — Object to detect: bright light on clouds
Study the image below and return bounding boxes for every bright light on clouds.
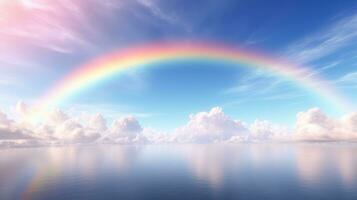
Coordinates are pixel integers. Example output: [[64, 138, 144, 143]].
[[0, 102, 356, 147], [0, 0, 355, 144]]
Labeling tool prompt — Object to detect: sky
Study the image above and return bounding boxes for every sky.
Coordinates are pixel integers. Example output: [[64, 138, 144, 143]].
[[0, 0, 356, 145]]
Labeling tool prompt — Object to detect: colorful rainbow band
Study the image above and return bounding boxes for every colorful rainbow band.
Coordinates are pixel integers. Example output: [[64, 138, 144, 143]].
[[33, 41, 353, 118]]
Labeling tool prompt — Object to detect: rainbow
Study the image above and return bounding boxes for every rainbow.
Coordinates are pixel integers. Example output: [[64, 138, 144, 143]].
[[33, 41, 352, 118]]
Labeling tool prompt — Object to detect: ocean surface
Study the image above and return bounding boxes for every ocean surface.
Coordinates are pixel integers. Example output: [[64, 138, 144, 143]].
[[1, 143, 357, 200]]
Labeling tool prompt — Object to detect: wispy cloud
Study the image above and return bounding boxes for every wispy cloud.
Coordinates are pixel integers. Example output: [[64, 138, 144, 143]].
[[223, 70, 282, 94], [0, 77, 20, 87], [284, 14, 357, 64], [0, 0, 125, 57], [135, 0, 190, 31], [136, 0, 177, 24], [0, 1, 88, 53], [222, 70, 302, 104], [335, 71, 357, 89]]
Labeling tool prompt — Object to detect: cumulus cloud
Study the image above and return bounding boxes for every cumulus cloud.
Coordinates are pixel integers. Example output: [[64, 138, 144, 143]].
[[0, 102, 356, 147], [100, 116, 147, 144], [173, 107, 248, 143], [32, 109, 102, 143], [0, 110, 13, 129], [0, 109, 33, 140], [88, 114, 107, 132], [294, 108, 357, 141], [248, 120, 288, 141]]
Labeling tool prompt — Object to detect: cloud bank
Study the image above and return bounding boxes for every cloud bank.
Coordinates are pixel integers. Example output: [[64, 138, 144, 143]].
[[0, 102, 356, 147]]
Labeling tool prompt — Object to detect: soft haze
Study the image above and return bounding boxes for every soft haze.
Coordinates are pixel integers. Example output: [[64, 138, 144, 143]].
[[1, 2, 357, 200], [0, 0, 356, 146]]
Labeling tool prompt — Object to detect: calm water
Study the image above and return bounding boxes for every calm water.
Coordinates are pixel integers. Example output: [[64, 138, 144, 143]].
[[0, 144, 357, 200]]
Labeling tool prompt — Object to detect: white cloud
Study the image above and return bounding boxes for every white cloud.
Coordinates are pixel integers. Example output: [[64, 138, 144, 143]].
[[0, 109, 13, 129], [173, 107, 248, 143], [136, 0, 178, 24], [249, 120, 289, 141], [0, 109, 32, 140], [87, 114, 107, 132], [0, 0, 95, 54], [294, 108, 334, 141], [15, 100, 30, 117], [285, 14, 357, 64], [0, 102, 356, 147], [223, 71, 283, 95], [101, 116, 147, 144], [222, 70, 303, 107], [294, 108, 357, 141], [0, 0, 126, 68], [335, 71, 357, 89], [142, 128, 174, 143], [31, 110, 101, 143], [53, 119, 99, 142]]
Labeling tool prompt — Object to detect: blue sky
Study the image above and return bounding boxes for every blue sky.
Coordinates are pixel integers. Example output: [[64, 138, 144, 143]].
[[0, 0, 356, 131]]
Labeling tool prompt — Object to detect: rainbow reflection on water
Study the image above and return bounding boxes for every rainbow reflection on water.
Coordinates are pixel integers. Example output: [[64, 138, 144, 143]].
[[1, 144, 357, 200]]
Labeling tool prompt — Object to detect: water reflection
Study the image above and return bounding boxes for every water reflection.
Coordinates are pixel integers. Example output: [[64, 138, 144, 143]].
[[0, 144, 356, 200], [176, 145, 234, 188], [0, 146, 142, 200], [295, 144, 357, 187]]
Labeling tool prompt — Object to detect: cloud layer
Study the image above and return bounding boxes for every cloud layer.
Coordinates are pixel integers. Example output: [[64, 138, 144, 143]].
[[0, 102, 356, 147]]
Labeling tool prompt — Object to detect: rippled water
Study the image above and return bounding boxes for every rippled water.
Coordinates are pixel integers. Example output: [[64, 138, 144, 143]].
[[1, 143, 357, 200]]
